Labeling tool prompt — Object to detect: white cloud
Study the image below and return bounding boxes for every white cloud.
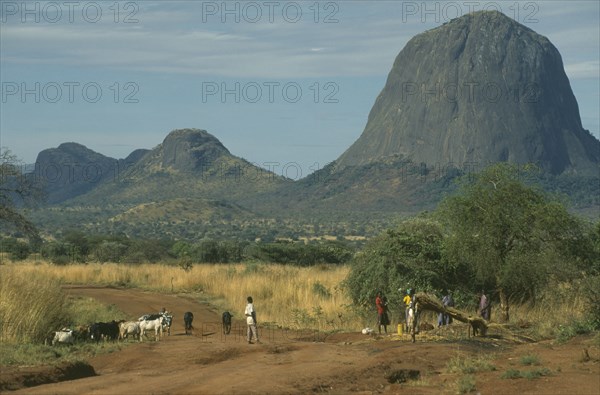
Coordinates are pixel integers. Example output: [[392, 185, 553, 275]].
[[565, 61, 600, 80]]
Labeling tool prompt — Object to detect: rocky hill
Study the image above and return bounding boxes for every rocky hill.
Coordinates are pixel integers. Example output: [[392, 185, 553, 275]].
[[32, 143, 149, 204], [336, 11, 599, 176], [64, 129, 285, 208]]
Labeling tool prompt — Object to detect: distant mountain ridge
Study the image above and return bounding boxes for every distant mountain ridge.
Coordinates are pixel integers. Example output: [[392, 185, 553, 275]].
[[62, 128, 285, 207], [23, 11, 599, 237]]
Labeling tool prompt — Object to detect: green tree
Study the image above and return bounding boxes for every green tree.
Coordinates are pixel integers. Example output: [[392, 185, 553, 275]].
[[437, 163, 589, 322], [0, 236, 31, 260], [94, 241, 128, 263], [41, 241, 76, 264], [344, 217, 448, 311], [63, 231, 90, 258], [0, 149, 42, 243]]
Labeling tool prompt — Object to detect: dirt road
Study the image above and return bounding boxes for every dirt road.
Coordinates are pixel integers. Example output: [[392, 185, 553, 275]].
[[3, 286, 599, 394]]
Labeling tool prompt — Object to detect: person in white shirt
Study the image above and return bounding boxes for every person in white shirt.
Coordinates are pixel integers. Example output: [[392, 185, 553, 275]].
[[245, 296, 259, 344]]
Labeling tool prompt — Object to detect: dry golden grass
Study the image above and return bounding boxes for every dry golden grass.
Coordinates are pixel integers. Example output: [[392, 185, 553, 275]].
[[0, 268, 69, 343], [507, 288, 589, 340], [2, 261, 361, 331], [2, 260, 590, 338]]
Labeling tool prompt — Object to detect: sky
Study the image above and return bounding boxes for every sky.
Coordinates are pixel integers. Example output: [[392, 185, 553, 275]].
[[1, 0, 599, 180]]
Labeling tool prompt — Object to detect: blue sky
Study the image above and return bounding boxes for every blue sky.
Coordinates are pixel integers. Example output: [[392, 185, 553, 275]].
[[1, 1, 598, 179]]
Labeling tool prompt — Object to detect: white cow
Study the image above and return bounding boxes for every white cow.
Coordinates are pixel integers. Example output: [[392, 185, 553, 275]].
[[52, 329, 74, 346], [139, 317, 164, 341], [139, 312, 172, 336]]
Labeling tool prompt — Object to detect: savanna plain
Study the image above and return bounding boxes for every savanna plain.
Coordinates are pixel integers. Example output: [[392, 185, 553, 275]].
[[1, 259, 598, 394]]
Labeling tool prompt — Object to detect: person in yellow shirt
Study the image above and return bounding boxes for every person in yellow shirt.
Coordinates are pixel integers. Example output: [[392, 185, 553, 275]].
[[403, 289, 412, 331]]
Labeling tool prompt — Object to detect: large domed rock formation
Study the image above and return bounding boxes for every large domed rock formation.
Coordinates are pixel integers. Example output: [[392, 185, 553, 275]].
[[336, 11, 599, 176]]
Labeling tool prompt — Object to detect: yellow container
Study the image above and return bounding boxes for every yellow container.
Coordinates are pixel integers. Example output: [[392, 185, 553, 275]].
[[397, 324, 403, 335]]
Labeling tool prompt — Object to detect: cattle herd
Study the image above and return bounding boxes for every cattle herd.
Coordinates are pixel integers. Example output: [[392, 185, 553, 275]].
[[47, 310, 243, 346], [49, 310, 179, 346]]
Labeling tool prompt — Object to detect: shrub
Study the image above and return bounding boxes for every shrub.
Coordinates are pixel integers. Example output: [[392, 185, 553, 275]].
[[456, 374, 476, 394], [501, 368, 552, 380], [580, 275, 600, 329], [521, 368, 552, 380], [501, 369, 522, 379], [312, 282, 331, 298], [42, 241, 76, 264], [446, 354, 496, 374], [555, 319, 596, 343], [520, 354, 540, 366], [93, 241, 128, 263]]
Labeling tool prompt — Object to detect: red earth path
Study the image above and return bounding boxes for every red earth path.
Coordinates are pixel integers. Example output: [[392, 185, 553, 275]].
[[2, 286, 599, 394]]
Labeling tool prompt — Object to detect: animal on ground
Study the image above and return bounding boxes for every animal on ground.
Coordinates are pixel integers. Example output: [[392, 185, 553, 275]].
[[52, 329, 74, 346], [139, 316, 164, 341], [162, 313, 173, 335], [222, 311, 232, 334], [139, 313, 162, 321], [119, 321, 141, 341], [184, 312, 194, 335], [90, 321, 120, 342], [73, 325, 89, 342], [139, 312, 173, 336]]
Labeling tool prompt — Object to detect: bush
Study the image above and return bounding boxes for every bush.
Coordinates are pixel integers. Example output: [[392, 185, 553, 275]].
[[42, 241, 75, 264], [456, 374, 476, 394], [245, 240, 353, 266], [93, 241, 128, 263], [501, 369, 522, 379], [501, 368, 552, 380], [10, 240, 30, 260], [520, 354, 540, 366], [446, 354, 496, 374], [581, 275, 600, 329], [555, 319, 596, 343], [312, 282, 331, 299]]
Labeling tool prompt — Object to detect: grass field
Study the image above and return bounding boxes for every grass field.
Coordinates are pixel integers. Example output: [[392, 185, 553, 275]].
[[1, 259, 593, 344], [1, 260, 356, 333]]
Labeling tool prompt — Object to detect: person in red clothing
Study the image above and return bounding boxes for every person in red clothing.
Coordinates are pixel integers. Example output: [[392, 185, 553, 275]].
[[375, 291, 390, 334]]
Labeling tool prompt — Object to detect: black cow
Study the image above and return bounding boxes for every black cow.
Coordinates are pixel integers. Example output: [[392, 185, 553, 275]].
[[222, 311, 232, 334], [90, 321, 120, 342], [184, 312, 194, 335]]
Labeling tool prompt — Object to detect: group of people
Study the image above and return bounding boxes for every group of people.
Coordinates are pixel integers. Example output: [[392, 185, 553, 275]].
[[248, 288, 492, 342], [375, 288, 417, 334], [374, 288, 492, 333]]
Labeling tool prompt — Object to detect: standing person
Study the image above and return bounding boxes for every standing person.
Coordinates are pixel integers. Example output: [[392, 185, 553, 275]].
[[245, 296, 259, 344], [382, 293, 390, 333], [375, 291, 388, 334], [397, 288, 405, 328], [478, 290, 491, 321], [403, 289, 412, 331], [438, 290, 454, 327], [407, 288, 418, 341]]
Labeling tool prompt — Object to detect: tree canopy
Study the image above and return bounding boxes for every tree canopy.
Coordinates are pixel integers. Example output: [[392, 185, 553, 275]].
[[345, 163, 597, 323], [437, 163, 595, 321], [344, 217, 452, 310], [0, 149, 42, 243]]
